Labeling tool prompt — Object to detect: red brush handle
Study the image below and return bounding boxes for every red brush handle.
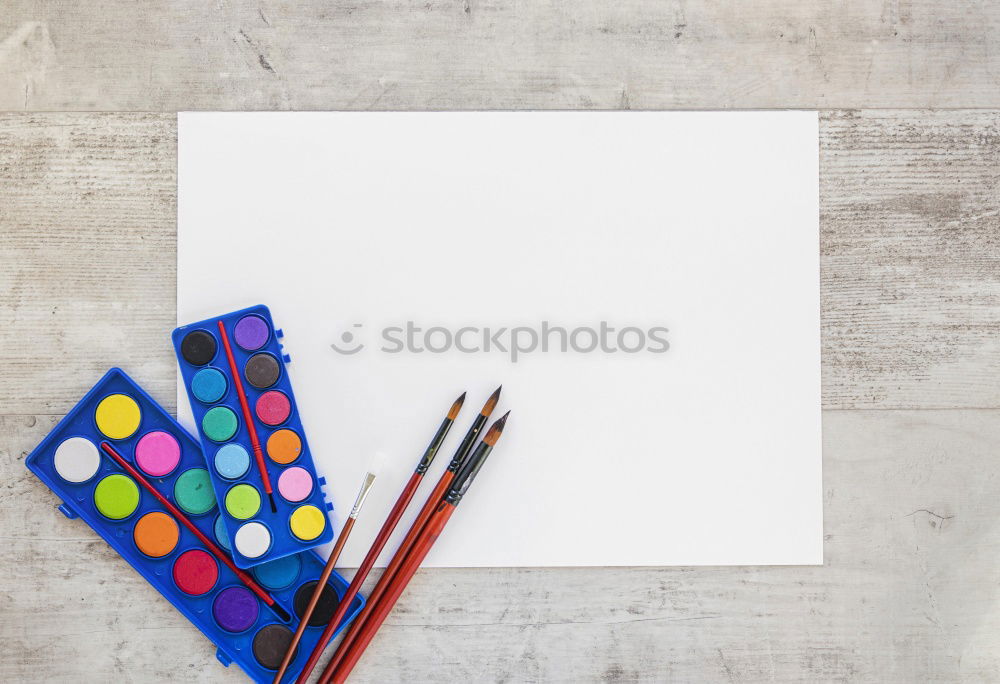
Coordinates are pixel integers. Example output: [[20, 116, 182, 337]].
[[99, 442, 276, 607], [295, 471, 424, 684], [321, 470, 454, 675], [217, 320, 273, 496], [324, 502, 456, 684]]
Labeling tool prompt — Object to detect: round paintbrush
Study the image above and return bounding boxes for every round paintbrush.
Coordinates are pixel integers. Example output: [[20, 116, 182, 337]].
[[320, 411, 510, 684], [319, 386, 501, 677], [271, 469, 377, 683], [293, 392, 467, 684], [216, 320, 278, 513]]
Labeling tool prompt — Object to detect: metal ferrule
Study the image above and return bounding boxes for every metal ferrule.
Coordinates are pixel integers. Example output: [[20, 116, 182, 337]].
[[444, 441, 493, 506], [446, 414, 487, 473], [415, 418, 452, 475], [349, 471, 377, 518]]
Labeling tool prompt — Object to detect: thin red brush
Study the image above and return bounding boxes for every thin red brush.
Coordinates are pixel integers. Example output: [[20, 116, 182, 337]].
[[320, 411, 510, 684], [99, 441, 289, 620], [272, 471, 376, 684], [319, 387, 501, 677], [217, 319, 277, 513], [293, 392, 467, 684]]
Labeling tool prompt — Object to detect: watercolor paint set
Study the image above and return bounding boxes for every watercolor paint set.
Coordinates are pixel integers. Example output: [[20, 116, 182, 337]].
[[25, 368, 363, 683], [172, 305, 334, 568]]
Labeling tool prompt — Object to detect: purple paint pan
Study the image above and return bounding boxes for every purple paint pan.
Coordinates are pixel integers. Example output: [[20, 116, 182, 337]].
[[233, 315, 270, 351], [213, 586, 260, 633]]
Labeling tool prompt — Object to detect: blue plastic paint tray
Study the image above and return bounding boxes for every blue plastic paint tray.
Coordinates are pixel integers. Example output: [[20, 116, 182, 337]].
[[172, 305, 333, 568], [25, 368, 362, 683]]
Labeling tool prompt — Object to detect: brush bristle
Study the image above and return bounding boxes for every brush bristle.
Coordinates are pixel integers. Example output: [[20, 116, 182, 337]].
[[482, 410, 510, 446], [481, 385, 502, 416], [447, 392, 467, 420]]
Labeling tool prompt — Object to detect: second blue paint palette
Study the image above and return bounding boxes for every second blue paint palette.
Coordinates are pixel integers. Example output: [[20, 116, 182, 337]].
[[24, 368, 362, 683], [173, 305, 334, 568]]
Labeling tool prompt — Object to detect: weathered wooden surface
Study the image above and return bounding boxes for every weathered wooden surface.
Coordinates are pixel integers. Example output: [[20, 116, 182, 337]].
[[4, 410, 998, 682], [2, 2, 1000, 111], [821, 110, 1000, 409], [0, 114, 178, 414], [2, 110, 1000, 682], [3, 111, 999, 413]]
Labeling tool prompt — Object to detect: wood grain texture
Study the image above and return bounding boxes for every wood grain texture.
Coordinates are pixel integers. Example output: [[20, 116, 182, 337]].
[[1, 1, 1000, 110], [821, 110, 1000, 409], [4, 410, 999, 682], [0, 113, 177, 414]]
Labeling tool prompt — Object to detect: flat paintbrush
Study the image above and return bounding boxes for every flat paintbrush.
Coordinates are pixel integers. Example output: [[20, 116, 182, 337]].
[[293, 392, 466, 684], [320, 387, 501, 676], [271, 470, 377, 683], [320, 411, 510, 684]]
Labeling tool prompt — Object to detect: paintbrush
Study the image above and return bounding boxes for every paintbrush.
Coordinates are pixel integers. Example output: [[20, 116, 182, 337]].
[[293, 392, 467, 684], [217, 319, 278, 513], [272, 470, 377, 683], [98, 441, 290, 621], [319, 386, 501, 677], [320, 411, 510, 684]]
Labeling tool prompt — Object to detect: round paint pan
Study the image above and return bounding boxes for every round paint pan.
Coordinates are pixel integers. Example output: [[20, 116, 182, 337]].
[[214, 443, 250, 480], [180, 329, 217, 366], [213, 586, 260, 633], [133, 511, 180, 558], [233, 521, 272, 560], [93, 474, 141, 520], [173, 468, 216, 515], [277, 467, 313, 503], [225, 483, 262, 520], [94, 394, 142, 440], [251, 554, 302, 591], [214, 514, 232, 552], [191, 367, 228, 403], [255, 391, 291, 427], [244, 353, 281, 390], [172, 549, 219, 596], [233, 314, 270, 351], [289, 504, 326, 542], [266, 429, 301, 465], [134, 430, 181, 478], [293, 580, 341, 627], [252, 624, 297, 670], [53, 436, 101, 484], [202, 406, 239, 442]]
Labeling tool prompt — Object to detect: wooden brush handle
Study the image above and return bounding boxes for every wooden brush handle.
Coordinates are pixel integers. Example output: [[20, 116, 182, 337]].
[[272, 516, 355, 683], [322, 469, 454, 675], [322, 502, 455, 684], [294, 471, 423, 684]]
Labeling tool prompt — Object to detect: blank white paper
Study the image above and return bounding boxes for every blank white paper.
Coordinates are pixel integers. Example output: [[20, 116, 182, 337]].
[[177, 111, 821, 567]]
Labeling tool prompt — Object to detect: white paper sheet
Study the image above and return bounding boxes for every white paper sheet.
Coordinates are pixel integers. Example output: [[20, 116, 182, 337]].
[[177, 112, 821, 567]]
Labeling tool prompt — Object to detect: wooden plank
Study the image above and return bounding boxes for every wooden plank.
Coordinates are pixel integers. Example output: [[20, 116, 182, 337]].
[[4, 409, 998, 682], [0, 113, 177, 414], [2, 112, 1000, 411], [1, 2, 1000, 110], [821, 110, 1000, 409]]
